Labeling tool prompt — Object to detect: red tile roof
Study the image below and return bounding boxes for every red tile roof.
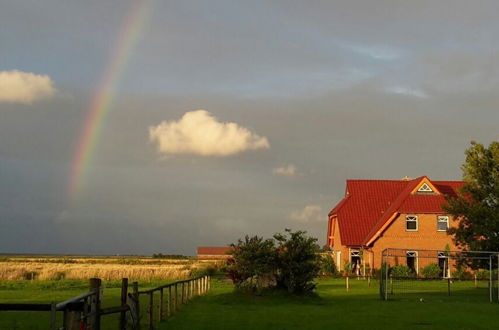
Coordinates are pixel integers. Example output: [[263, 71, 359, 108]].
[[329, 177, 464, 246], [197, 246, 232, 256]]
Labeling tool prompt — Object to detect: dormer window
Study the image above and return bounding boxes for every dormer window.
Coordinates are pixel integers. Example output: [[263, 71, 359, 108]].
[[406, 215, 418, 231], [417, 183, 433, 193]]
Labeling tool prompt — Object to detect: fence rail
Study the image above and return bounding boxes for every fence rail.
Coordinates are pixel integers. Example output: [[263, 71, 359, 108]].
[[0, 275, 211, 330]]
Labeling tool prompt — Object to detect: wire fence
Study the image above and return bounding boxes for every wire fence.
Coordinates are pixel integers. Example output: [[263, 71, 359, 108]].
[[380, 248, 499, 302]]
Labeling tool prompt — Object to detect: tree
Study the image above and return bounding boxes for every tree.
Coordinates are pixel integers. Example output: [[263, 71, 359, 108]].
[[273, 229, 321, 293], [226, 235, 276, 289], [227, 229, 322, 293], [444, 141, 499, 253]]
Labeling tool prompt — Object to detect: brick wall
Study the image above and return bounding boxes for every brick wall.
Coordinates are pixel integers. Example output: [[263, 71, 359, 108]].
[[369, 213, 457, 270], [330, 212, 458, 274]]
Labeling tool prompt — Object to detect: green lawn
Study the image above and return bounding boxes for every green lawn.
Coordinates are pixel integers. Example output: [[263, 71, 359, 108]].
[[160, 278, 498, 330], [0, 280, 167, 330], [1, 278, 498, 329]]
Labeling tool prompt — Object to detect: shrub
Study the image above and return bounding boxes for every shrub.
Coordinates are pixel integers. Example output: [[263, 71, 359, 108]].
[[390, 265, 415, 278], [476, 269, 490, 280], [226, 235, 276, 291], [452, 269, 473, 280], [343, 261, 353, 275], [421, 263, 441, 278], [191, 264, 218, 278], [318, 254, 337, 276], [274, 229, 321, 293], [152, 253, 189, 259], [227, 229, 321, 294]]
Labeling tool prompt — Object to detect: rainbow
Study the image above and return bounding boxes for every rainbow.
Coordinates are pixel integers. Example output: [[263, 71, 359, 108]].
[[68, 0, 153, 203]]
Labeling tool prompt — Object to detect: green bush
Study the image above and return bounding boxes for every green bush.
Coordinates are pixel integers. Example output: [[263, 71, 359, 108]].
[[318, 254, 337, 276], [227, 229, 321, 294], [226, 235, 277, 291], [451, 269, 473, 280], [421, 263, 441, 278], [343, 261, 353, 275], [390, 265, 415, 278], [476, 269, 490, 280]]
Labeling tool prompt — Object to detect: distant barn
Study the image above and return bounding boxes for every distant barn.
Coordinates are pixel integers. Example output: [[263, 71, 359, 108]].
[[197, 246, 232, 259]]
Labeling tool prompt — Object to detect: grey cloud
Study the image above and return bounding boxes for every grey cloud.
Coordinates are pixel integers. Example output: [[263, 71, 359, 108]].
[[1, 1, 499, 254]]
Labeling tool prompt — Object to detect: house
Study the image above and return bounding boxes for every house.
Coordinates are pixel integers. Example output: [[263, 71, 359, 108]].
[[327, 176, 464, 275], [197, 246, 232, 259]]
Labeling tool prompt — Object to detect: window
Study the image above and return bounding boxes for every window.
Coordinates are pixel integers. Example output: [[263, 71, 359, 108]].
[[437, 216, 449, 231], [350, 250, 361, 258], [406, 251, 418, 273], [406, 215, 418, 231], [350, 250, 361, 275], [438, 252, 449, 278], [417, 183, 433, 193]]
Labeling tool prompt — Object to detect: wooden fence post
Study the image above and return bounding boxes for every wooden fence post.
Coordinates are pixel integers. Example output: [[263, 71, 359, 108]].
[[174, 283, 178, 312], [181, 282, 185, 304], [168, 286, 172, 317], [159, 288, 164, 321], [63, 304, 83, 330], [148, 292, 154, 330], [50, 302, 57, 330], [120, 278, 128, 330], [346, 276, 349, 291], [132, 281, 140, 329], [89, 278, 102, 330]]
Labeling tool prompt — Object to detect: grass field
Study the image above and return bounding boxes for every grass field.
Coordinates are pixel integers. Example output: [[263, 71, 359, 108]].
[[0, 279, 171, 329], [0, 256, 221, 281], [160, 277, 499, 330], [1, 277, 498, 329]]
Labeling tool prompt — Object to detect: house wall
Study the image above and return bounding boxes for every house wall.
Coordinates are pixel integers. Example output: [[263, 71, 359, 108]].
[[330, 216, 351, 272], [369, 213, 458, 271]]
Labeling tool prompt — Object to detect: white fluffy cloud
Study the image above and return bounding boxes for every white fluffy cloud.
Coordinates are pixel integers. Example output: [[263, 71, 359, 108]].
[[273, 164, 297, 176], [149, 110, 270, 157], [0, 70, 56, 104], [290, 204, 323, 223]]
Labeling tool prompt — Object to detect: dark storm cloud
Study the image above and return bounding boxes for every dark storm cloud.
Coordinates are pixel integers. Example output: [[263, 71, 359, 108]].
[[1, 1, 498, 254]]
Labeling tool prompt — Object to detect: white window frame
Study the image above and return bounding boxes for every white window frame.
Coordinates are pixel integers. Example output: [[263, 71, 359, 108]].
[[349, 249, 360, 262], [417, 183, 433, 193], [406, 251, 418, 274], [406, 215, 418, 231], [438, 252, 450, 278], [437, 216, 449, 231]]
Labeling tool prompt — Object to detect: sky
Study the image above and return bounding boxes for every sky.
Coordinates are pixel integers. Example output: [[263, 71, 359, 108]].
[[1, 0, 498, 255]]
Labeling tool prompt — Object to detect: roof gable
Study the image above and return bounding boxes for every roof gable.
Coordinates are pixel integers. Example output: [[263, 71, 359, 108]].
[[411, 177, 440, 195]]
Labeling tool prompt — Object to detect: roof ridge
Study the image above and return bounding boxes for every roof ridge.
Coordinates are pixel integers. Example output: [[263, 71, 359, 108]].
[[361, 178, 423, 245]]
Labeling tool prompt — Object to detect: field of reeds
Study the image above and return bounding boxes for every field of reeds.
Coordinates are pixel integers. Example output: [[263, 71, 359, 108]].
[[0, 255, 223, 281]]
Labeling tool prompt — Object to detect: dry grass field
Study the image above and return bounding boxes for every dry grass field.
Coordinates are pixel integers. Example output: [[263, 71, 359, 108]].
[[0, 256, 223, 281]]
